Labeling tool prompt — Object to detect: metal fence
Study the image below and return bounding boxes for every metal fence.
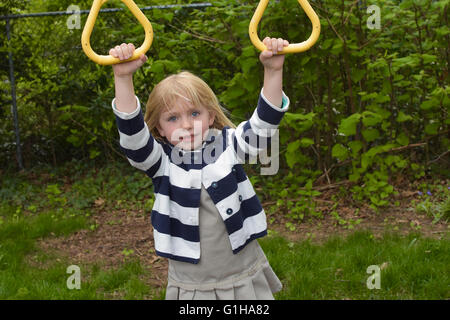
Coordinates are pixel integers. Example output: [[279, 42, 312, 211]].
[[1, 2, 213, 170]]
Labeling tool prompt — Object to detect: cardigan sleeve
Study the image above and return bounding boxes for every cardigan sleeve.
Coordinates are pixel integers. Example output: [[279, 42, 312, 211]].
[[230, 89, 290, 162], [112, 96, 165, 178]]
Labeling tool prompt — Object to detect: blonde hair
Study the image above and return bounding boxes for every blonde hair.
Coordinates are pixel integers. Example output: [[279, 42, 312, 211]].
[[144, 71, 235, 142]]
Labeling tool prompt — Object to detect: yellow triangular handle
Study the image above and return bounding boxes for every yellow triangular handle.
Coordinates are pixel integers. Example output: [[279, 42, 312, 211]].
[[249, 0, 321, 54], [81, 0, 153, 65]]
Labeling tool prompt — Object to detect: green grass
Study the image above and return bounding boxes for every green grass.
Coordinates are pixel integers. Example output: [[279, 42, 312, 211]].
[[0, 207, 159, 299], [260, 231, 449, 299], [0, 162, 160, 299], [1, 202, 447, 299], [0, 205, 92, 299]]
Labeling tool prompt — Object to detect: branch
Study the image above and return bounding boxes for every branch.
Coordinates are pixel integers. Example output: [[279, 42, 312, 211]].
[[326, 16, 344, 42], [427, 150, 450, 165], [314, 159, 352, 185], [314, 180, 353, 191], [263, 198, 335, 206], [389, 143, 427, 153], [343, 0, 359, 26], [358, 21, 393, 50], [167, 21, 227, 44]]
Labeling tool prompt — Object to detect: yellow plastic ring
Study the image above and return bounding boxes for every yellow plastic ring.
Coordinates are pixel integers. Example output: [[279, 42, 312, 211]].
[[81, 0, 153, 65], [249, 0, 321, 54]]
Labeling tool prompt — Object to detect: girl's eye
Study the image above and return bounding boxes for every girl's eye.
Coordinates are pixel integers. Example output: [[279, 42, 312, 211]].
[[192, 111, 200, 117], [168, 116, 177, 122]]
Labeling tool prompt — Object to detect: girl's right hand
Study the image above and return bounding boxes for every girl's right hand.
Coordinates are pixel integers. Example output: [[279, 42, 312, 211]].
[[109, 43, 148, 77]]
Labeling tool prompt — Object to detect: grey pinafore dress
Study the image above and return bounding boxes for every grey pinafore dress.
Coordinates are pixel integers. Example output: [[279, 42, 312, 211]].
[[165, 185, 282, 300]]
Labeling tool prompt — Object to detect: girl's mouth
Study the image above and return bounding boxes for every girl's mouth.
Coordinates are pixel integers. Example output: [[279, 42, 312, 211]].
[[181, 134, 196, 141]]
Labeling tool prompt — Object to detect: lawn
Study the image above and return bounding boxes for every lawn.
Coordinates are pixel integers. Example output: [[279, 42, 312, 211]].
[[263, 231, 449, 299], [0, 161, 448, 299]]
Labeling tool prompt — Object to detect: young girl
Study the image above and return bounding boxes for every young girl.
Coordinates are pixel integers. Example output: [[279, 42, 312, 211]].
[[110, 37, 290, 300]]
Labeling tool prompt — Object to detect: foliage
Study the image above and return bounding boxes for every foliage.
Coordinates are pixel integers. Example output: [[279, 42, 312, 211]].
[[414, 184, 450, 224], [0, 0, 449, 214]]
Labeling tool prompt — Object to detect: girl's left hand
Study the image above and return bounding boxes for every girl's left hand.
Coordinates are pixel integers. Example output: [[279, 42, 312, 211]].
[[259, 37, 289, 71]]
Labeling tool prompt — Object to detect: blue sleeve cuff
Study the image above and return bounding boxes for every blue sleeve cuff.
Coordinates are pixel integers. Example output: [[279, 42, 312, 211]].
[[112, 96, 146, 136], [255, 89, 290, 126]]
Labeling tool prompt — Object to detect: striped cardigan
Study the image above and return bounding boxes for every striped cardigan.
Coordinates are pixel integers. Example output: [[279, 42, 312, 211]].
[[112, 89, 290, 264]]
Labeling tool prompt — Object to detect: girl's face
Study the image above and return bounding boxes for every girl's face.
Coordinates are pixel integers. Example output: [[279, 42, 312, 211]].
[[157, 97, 215, 150]]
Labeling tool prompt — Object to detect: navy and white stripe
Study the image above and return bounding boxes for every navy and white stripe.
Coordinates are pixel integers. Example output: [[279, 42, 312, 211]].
[[112, 89, 289, 264]]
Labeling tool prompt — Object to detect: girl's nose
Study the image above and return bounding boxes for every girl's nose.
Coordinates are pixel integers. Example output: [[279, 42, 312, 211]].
[[181, 117, 193, 130]]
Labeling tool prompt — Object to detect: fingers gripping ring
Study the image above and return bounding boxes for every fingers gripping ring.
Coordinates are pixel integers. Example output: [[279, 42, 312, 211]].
[[81, 0, 153, 65], [249, 0, 321, 54]]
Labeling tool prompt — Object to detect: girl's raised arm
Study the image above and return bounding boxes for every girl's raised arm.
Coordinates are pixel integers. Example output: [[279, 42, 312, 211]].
[[230, 37, 290, 162], [110, 43, 148, 113], [110, 43, 165, 179], [259, 37, 289, 108]]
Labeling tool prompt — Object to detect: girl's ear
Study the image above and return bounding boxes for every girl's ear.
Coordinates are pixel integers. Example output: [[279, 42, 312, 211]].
[[208, 111, 216, 127]]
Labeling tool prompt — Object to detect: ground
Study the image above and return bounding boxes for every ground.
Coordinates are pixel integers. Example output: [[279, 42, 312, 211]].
[[35, 177, 449, 297]]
